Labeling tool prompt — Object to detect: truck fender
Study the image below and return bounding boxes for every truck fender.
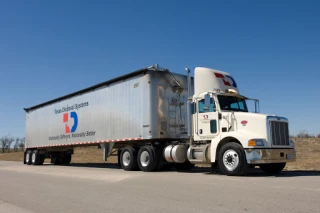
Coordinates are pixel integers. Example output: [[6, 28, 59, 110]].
[[210, 132, 251, 163]]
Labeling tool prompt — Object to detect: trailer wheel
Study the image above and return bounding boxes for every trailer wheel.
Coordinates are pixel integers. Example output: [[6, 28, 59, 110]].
[[155, 146, 167, 171], [39, 155, 45, 165], [137, 146, 159, 172], [61, 154, 72, 165], [120, 147, 138, 171], [218, 142, 248, 176], [25, 150, 32, 165], [31, 150, 42, 165], [259, 163, 286, 174], [52, 157, 61, 165]]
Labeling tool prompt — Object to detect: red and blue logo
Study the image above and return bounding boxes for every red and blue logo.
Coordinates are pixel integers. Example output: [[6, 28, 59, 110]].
[[63, 112, 78, 133], [214, 73, 237, 88]]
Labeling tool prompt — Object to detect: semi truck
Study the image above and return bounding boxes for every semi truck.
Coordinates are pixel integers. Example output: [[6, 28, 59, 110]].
[[23, 64, 296, 176]]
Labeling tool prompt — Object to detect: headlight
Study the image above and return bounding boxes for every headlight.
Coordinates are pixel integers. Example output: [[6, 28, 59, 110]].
[[248, 139, 264, 146]]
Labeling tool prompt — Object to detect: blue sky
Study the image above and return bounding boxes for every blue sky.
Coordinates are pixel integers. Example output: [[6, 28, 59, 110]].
[[0, 0, 319, 137]]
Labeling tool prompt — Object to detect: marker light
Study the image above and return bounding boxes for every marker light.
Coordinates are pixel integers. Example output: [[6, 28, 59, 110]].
[[248, 139, 264, 146], [213, 88, 221, 93], [225, 89, 238, 94]]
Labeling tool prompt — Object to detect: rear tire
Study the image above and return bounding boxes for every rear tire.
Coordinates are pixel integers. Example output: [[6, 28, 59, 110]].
[[259, 163, 286, 174], [155, 146, 167, 171], [52, 157, 61, 165], [61, 154, 72, 165], [39, 155, 45, 165], [120, 147, 139, 171], [31, 150, 41, 165], [218, 142, 248, 176], [137, 146, 159, 172], [26, 150, 32, 165]]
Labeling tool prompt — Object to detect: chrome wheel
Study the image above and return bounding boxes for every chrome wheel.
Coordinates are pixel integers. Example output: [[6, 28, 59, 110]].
[[223, 149, 239, 171], [140, 151, 150, 167], [122, 151, 131, 167]]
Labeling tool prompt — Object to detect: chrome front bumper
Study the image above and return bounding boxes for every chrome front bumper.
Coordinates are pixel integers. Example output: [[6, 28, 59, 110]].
[[245, 148, 296, 164]]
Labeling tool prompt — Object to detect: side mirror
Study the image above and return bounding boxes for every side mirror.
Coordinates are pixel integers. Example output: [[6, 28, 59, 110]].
[[204, 94, 210, 109]]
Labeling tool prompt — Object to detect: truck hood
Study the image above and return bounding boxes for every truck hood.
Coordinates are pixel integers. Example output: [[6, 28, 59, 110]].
[[220, 111, 283, 143]]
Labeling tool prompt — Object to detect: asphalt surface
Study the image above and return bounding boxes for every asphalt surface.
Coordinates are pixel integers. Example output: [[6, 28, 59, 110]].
[[0, 161, 319, 213]]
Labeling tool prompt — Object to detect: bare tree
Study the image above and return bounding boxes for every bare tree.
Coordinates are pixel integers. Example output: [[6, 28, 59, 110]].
[[19, 137, 25, 151], [297, 130, 312, 138], [0, 137, 7, 153], [14, 138, 20, 152], [5, 136, 14, 153]]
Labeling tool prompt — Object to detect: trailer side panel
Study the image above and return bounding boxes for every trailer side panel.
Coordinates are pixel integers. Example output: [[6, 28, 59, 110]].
[[26, 73, 151, 148]]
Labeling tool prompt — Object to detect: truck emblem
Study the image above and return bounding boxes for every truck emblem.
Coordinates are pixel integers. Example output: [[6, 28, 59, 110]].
[[241, 120, 248, 126]]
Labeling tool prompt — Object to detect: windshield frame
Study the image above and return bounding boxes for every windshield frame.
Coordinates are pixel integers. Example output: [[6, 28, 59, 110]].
[[216, 94, 249, 112]]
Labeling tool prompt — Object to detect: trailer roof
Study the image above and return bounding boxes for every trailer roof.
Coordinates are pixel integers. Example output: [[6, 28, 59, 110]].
[[24, 68, 150, 112]]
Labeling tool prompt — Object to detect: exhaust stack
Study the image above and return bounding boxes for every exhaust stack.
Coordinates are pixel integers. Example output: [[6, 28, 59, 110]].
[[185, 68, 192, 139]]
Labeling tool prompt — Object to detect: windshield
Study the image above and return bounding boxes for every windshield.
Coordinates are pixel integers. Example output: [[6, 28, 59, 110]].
[[217, 95, 248, 112]]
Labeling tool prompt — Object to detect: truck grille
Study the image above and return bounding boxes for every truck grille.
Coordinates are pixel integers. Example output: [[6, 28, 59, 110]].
[[270, 121, 290, 146]]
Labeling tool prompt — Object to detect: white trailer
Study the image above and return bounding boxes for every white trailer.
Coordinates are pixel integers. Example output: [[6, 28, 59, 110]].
[[23, 64, 296, 176]]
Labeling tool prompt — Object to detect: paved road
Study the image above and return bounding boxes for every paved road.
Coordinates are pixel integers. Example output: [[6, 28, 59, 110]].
[[0, 161, 319, 213]]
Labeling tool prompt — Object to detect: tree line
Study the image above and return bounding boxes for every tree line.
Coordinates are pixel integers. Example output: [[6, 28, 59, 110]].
[[0, 135, 25, 153], [293, 130, 320, 138]]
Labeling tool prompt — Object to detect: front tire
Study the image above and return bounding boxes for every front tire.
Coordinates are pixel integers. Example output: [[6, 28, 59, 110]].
[[259, 163, 286, 174], [218, 142, 248, 176]]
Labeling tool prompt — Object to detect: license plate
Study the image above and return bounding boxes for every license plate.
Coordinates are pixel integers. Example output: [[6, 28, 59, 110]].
[[286, 154, 294, 159]]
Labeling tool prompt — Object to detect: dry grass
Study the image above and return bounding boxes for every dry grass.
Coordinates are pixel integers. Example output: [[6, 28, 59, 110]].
[[285, 138, 320, 171], [1, 138, 319, 171]]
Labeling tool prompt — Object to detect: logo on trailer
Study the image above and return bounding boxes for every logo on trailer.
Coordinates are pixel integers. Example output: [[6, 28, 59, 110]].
[[214, 73, 237, 88], [203, 115, 209, 119], [63, 111, 78, 133]]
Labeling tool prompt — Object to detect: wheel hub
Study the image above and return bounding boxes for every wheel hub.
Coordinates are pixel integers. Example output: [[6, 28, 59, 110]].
[[122, 151, 131, 167], [140, 151, 150, 167], [223, 150, 239, 171]]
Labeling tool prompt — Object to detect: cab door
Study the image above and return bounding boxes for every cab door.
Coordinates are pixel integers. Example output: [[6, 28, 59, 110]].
[[197, 94, 220, 138]]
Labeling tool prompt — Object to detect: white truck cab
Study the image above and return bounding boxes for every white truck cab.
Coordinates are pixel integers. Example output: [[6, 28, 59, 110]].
[[186, 67, 296, 175]]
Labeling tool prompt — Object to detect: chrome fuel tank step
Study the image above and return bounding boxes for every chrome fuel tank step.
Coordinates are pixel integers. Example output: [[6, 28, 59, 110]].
[[187, 144, 211, 164]]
